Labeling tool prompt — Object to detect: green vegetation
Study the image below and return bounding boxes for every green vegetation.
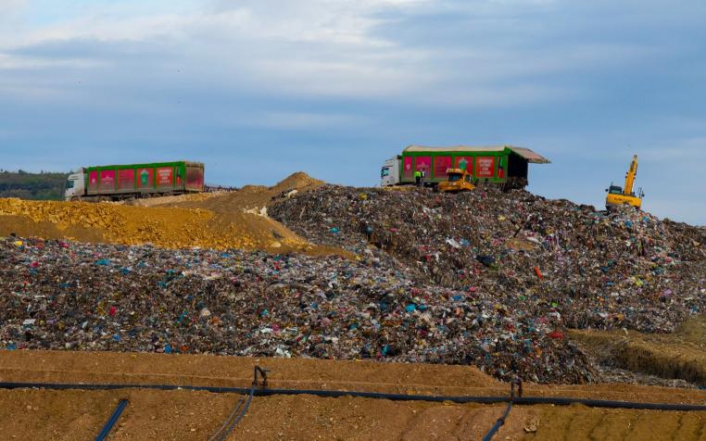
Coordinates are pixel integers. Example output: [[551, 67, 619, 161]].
[[0, 170, 69, 201]]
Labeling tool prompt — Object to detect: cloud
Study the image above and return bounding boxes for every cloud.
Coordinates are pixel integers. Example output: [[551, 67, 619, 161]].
[[0, 2, 427, 102], [1, 0, 657, 106]]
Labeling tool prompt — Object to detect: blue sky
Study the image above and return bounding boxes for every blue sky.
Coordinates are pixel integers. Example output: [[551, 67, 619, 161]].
[[1, 0, 705, 224]]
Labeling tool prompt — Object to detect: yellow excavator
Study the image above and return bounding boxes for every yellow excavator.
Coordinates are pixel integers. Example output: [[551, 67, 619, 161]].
[[606, 155, 644, 210], [438, 168, 475, 193]]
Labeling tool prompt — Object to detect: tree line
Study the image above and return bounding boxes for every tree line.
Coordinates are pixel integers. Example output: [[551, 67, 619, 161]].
[[0, 170, 69, 200]]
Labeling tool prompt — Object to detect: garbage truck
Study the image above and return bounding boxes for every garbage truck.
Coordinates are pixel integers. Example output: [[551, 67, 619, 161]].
[[381, 145, 550, 189], [64, 161, 205, 201]]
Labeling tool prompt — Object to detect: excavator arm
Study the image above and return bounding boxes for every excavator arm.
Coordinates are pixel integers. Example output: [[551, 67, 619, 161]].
[[623, 155, 638, 196]]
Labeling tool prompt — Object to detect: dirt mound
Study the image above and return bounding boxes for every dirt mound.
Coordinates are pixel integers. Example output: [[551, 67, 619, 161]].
[[272, 171, 325, 193], [168, 171, 324, 214], [125, 191, 223, 208], [0, 198, 310, 253], [0, 173, 329, 253]]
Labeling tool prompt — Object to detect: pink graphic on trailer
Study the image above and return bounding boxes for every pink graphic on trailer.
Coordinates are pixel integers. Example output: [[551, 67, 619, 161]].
[[434, 156, 452, 178], [415, 156, 431, 176], [99, 170, 116, 191], [403, 157, 414, 179], [156, 167, 173, 187], [88, 171, 99, 191], [118, 169, 135, 191], [476, 156, 496, 178]]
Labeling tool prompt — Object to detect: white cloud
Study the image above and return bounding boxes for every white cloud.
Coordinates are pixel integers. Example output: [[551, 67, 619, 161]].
[[1, 0, 670, 111]]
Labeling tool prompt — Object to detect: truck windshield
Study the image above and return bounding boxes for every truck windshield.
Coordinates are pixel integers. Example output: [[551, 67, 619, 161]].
[[66, 180, 75, 189], [448, 174, 462, 182], [381, 167, 389, 177]]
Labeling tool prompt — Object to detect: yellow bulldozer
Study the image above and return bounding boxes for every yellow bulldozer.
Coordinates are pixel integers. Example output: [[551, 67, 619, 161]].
[[438, 168, 475, 193], [606, 155, 644, 210]]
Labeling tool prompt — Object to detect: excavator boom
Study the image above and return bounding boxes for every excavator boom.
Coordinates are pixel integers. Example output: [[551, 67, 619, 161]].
[[623, 154, 638, 196]]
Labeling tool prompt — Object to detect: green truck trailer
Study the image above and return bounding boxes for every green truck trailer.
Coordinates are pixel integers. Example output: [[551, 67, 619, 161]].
[[64, 161, 205, 201], [380, 145, 550, 189]]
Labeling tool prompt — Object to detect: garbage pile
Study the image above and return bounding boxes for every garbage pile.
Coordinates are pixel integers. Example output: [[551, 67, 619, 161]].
[[1, 184, 704, 386], [271, 186, 706, 334], [0, 236, 591, 384]]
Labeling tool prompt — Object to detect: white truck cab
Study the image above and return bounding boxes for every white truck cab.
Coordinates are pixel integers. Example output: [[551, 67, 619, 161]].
[[64, 170, 86, 201], [380, 157, 400, 187]]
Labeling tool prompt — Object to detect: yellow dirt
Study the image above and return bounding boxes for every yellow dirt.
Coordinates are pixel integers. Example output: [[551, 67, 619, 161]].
[[124, 191, 222, 207], [1, 351, 705, 441], [0, 172, 336, 254], [135, 171, 325, 213]]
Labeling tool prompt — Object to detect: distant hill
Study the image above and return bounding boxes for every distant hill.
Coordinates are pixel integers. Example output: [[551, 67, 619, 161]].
[[0, 170, 69, 201]]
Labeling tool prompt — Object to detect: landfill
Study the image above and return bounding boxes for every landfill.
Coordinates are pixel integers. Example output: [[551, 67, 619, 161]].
[[1, 235, 592, 384], [271, 187, 706, 363], [0, 184, 704, 385]]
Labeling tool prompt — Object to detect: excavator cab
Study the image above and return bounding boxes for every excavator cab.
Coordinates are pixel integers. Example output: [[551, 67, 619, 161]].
[[607, 185, 623, 195]]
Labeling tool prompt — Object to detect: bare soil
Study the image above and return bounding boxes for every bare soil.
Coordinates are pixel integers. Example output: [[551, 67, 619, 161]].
[[0, 351, 705, 440], [0, 173, 340, 255]]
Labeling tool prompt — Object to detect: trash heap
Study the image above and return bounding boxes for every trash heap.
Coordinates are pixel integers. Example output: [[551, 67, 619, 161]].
[[1, 184, 704, 385], [270, 186, 706, 335], [1, 237, 591, 384]]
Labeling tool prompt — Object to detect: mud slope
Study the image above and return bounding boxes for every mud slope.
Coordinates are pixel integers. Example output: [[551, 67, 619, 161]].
[[1, 351, 706, 441]]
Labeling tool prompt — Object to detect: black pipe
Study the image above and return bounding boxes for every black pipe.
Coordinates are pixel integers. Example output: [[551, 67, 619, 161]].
[[1, 381, 705, 412], [209, 367, 265, 441], [220, 389, 254, 440], [483, 378, 521, 441], [95, 399, 128, 441], [482, 402, 513, 441], [208, 394, 247, 441]]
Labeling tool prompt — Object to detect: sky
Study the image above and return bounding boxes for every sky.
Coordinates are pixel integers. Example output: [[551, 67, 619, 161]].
[[1, 0, 705, 224]]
